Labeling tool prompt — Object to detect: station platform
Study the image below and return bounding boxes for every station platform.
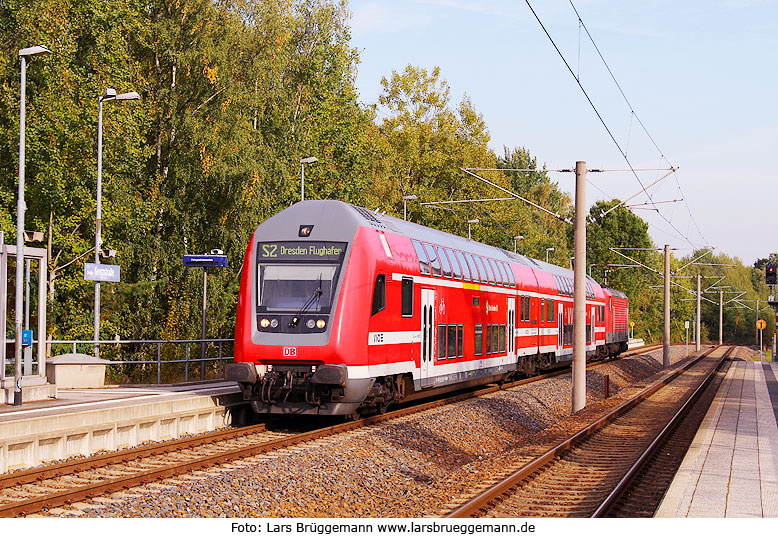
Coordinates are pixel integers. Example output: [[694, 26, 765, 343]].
[[656, 359, 778, 517], [0, 381, 243, 474]]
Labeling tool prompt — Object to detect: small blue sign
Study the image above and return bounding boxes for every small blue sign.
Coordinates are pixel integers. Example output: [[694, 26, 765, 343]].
[[22, 330, 32, 347], [183, 254, 228, 268], [84, 263, 121, 282]]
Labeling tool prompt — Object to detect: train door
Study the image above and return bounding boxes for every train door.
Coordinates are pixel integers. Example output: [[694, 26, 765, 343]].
[[421, 288, 435, 386], [590, 306, 595, 346], [558, 302, 564, 350], [507, 298, 516, 362]]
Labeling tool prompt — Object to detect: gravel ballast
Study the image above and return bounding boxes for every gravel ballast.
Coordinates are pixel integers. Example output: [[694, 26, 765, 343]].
[[59, 345, 704, 518]]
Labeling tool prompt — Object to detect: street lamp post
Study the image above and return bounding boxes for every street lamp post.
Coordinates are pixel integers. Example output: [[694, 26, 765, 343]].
[[403, 195, 417, 221], [513, 235, 524, 253], [546, 247, 555, 263], [300, 157, 318, 202], [14, 45, 50, 406], [467, 219, 479, 240], [94, 88, 139, 357]]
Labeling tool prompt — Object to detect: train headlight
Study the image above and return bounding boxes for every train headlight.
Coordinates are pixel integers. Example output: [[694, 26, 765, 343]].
[[270, 319, 279, 328], [306, 319, 316, 329], [316, 319, 326, 329], [260, 318, 270, 328]]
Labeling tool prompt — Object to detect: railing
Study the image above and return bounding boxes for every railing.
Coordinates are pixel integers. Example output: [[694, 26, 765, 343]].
[[46, 338, 234, 385]]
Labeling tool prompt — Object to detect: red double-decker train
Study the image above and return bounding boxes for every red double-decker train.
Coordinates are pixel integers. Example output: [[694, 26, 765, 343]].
[[227, 200, 630, 417]]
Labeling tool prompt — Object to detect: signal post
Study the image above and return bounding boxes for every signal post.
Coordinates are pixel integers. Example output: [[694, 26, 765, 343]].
[[767, 263, 777, 361]]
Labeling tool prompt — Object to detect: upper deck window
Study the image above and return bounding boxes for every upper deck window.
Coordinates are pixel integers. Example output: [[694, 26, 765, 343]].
[[423, 242, 442, 277], [501, 261, 516, 287], [411, 239, 430, 276], [437, 246, 452, 278], [480, 257, 495, 285], [473, 256, 488, 284], [454, 250, 471, 281], [445, 248, 462, 280], [464, 252, 479, 282], [490, 259, 504, 286]]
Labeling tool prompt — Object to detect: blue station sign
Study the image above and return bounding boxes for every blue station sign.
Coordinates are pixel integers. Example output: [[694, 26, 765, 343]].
[[84, 263, 121, 282], [183, 254, 228, 268]]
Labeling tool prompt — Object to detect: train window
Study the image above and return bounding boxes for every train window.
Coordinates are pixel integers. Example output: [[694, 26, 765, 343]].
[[486, 325, 492, 354], [437, 246, 452, 278], [499, 324, 506, 353], [455, 250, 471, 281], [445, 248, 462, 280], [472, 256, 487, 284], [492, 324, 499, 354], [501, 261, 516, 287], [411, 240, 430, 276], [447, 325, 457, 358], [401, 277, 413, 317], [525, 296, 531, 322], [549, 299, 555, 323], [371, 274, 386, 316], [480, 257, 495, 284], [488, 259, 502, 286], [492, 259, 506, 286], [463, 253, 477, 282], [475, 324, 483, 356], [437, 325, 447, 360], [458, 324, 463, 357], [424, 242, 442, 277], [520, 296, 525, 322]]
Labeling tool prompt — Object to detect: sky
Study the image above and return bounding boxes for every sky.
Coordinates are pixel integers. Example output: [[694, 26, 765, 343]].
[[347, 0, 778, 266]]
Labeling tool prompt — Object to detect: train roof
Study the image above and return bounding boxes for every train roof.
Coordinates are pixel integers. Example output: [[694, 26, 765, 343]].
[[260, 200, 606, 289], [602, 287, 628, 299]]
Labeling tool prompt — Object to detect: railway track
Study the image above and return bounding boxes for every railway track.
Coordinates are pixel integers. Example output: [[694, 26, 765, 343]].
[[443, 345, 732, 518], [0, 343, 664, 517]]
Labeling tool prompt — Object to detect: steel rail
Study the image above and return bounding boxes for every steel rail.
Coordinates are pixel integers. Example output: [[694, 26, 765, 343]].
[[1, 342, 659, 491], [0, 422, 270, 490], [0, 343, 663, 517], [591, 345, 734, 517], [444, 345, 721, 518]]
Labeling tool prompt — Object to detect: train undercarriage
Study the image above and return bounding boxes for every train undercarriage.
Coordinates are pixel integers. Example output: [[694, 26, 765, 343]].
[[226, 341, 630, 418]]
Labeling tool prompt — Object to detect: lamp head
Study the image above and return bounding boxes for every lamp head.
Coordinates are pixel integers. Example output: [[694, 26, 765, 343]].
[[116, 91, 140, 101], [101, 88, 117, 102], [301, 157, 318, 164], [19, 45, 51, 58]]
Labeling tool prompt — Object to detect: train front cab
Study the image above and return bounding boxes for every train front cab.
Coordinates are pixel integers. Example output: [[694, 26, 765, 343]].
[[229, 202, 386, 417]]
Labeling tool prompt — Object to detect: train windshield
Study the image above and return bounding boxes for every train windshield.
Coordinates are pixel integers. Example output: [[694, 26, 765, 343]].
[[256, 241, 347, 313], [258, 265, 338, 312]]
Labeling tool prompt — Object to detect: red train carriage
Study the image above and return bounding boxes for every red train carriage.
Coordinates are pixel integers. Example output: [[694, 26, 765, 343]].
[[227, 200, 630, 417]]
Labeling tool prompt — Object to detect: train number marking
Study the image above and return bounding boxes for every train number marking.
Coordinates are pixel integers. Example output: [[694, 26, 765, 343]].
[[283, 346, 297, 357], [262, 244, 278, 258]]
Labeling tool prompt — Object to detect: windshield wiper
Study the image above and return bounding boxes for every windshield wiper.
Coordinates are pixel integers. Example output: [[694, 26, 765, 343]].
[[289, 276, 323, 327]]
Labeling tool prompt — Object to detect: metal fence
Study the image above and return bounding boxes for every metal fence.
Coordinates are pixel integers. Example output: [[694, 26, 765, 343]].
[[46, 338, 234, 385]]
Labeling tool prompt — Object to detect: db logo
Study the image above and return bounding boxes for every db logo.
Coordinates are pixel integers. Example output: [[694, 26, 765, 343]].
[[283, 347, 297, 357]]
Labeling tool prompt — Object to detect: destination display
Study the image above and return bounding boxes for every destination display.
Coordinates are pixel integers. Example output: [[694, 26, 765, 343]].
[[258, 241, 347, 262]]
